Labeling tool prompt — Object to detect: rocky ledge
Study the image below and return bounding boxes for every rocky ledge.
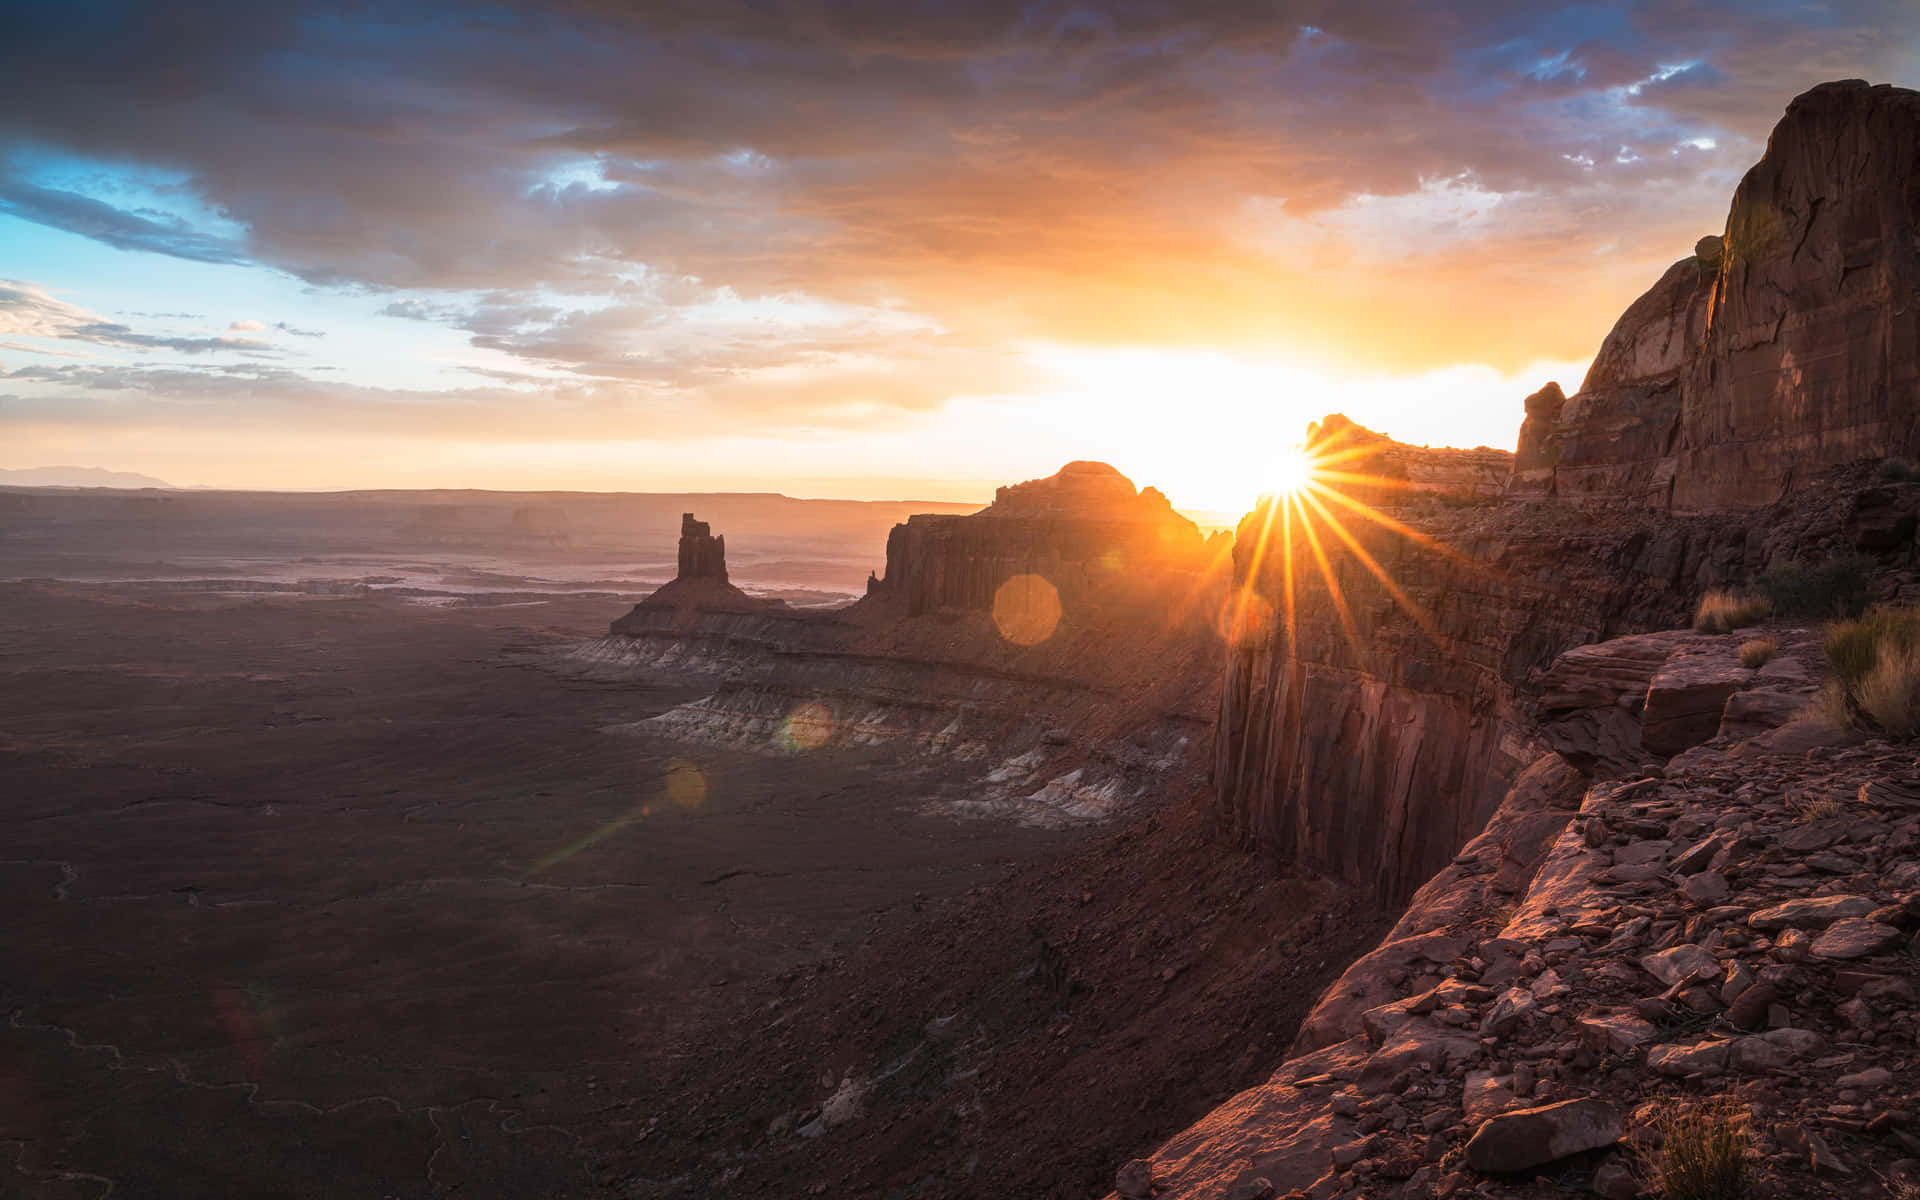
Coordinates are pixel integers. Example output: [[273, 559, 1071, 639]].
[[1118, 623, 1920, 1198]]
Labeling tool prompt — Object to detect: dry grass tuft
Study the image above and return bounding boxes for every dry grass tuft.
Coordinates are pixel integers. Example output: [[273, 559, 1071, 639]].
[[1789, 792, 1844, 824], [1738, 638, 1777, 669], [1640, 1099, 1754, 1200], [1694, 590, 1770, 634], [1824, 606, 1920, 739], [1860, 639, 1920, 739]]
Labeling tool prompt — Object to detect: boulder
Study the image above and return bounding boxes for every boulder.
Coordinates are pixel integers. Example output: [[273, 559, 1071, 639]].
[[1463, 1098, 1624, 1173], [1642, 647, 1750, 757]]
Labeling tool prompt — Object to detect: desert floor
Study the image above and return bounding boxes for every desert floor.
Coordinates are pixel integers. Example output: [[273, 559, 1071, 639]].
[[0, 582, 1080, 1197]]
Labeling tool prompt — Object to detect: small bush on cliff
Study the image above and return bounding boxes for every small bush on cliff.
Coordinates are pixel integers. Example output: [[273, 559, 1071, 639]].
[[1640, 1099, 1753, 1200], [1824, 606, 1920, 738], [1758, 554, 1875, 619], [1737, 637, 1777, 668], [1694, 590, 1769, 634], [1879, 457, 1920, 483]]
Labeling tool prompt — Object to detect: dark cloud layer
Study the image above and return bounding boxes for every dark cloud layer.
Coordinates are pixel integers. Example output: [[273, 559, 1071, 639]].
[[1, 0, 1915, 441]]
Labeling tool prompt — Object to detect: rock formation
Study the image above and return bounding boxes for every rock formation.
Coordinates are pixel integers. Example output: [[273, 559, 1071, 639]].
[[1130, 79, 1920, 1199], [1123, 674, 1920, 1197], [864, 460, 1218, 625], [1511, 79, 1920, 510], [609, 512, 778, 634], [675, 512, 727, 581], [595, 475, 1232, 829]]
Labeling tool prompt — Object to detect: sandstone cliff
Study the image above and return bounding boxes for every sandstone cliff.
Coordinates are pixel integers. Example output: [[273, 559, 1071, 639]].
[[1512, 80, 1920, 510], [1214, 425, 1908, 907], [864, 461, 1221, 627], [1149, 77, 1920, 1200]]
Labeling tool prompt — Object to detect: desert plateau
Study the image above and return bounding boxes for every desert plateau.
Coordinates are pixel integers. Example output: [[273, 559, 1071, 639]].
[[6, 7, 1920, 1200]]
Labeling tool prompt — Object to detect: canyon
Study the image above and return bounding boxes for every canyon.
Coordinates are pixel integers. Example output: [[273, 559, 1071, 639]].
[[1122, 79, 1920, 1199], [4, 76, 1920, 1200], [586, 79, 1920, 1199]]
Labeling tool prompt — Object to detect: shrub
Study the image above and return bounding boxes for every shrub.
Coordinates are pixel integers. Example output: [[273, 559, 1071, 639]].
[[1879, 457, 1920, 483], [1694, 589, 1770, 634], [1737, 637, 1777, 668], [1825, 607, 1920, 689], [1823, 606, 1920, 738], [1643, 1100, 1753, 1200], [1758, 554, 1875, 620]]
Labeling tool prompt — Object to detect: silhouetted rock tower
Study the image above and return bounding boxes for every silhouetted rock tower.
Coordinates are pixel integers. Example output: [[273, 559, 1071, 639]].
[[677, 513, 727, 582]]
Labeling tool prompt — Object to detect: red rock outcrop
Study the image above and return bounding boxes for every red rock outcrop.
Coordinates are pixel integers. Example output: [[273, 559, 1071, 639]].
[[863, 460, 1221, 626], [1511, 80, 1920, 511]]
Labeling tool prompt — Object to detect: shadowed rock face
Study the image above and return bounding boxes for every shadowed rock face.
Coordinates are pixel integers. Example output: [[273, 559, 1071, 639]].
[[865, 461, 1218, 623], [676, 512, 727, 581], [1512, 79, 1920, 511], [611, 513, 777, 633]]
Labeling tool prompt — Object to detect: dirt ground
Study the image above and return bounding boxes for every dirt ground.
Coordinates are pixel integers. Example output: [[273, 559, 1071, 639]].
[[0, 581, 1386, 1198]]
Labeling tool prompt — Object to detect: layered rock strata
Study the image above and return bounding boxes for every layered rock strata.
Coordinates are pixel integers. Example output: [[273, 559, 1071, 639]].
[[1510, 80, 1920, 510], [595, 474, 1230, 827]]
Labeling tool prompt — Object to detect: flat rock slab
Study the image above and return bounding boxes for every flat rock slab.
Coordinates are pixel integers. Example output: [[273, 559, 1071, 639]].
[[1749, 895, 1876, 932], [1812, 918, 1906, 960], [1642, 944, 1718, 987], [1464, 1098, 1623, 1173], [1578, 1012, 1658, 1054]]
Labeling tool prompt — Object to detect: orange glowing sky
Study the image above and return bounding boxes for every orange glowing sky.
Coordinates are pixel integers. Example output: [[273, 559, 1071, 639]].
[[2, 3, 1915, 512]]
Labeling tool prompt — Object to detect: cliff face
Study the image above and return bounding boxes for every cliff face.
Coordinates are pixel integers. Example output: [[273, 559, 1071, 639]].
[[1511, 80, 1920, 511], [1180, 77, 1920, 1198], [1214, 420, 1903, 906], [865, 461, 1221, 625]]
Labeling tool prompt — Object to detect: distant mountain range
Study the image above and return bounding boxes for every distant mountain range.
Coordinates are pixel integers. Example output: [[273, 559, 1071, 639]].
[[0, 466, 176, 489]]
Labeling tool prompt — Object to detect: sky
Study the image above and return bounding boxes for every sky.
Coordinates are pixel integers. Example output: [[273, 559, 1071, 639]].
[[1, 2, 1916, 511]]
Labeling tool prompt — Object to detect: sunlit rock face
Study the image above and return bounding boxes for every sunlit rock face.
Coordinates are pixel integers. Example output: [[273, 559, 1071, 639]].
[[1512, 79, 1920, 511], [864, 461, 1217, 625]]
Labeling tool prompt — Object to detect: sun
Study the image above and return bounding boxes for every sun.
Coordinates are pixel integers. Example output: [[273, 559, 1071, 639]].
[[1271, 446, 1316, 496]]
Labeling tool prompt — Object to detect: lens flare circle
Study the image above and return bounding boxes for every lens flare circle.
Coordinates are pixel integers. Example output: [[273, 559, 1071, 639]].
[[781, 701, 835, 752], [992, 573, 1062, 646], [665, 757, 707, 809]]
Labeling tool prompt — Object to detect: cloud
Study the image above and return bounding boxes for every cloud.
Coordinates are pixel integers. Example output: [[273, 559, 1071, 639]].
[[228, 319, 265, 332], [0, 280, 273, 355], [0, 178, 249, 266], [273, 321, 324, 336], [0, 0, 1912, 394]]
